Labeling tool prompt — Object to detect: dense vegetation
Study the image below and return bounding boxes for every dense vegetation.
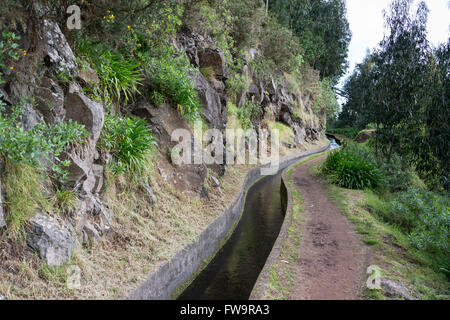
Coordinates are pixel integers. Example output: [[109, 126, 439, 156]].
[[98, 115, 157, 175], [322, 143, 383, 190], [336, 0, 449, 191], [0, 0, 343, 236], [0, 0, 448, 300], [323, 1, 449, 280], [326, 127, 360, 139], [322, 142, 449, 277], [269, 0, 351, 83]]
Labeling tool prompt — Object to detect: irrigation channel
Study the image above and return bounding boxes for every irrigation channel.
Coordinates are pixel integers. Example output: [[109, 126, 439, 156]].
[[178, 137, 340, 300]]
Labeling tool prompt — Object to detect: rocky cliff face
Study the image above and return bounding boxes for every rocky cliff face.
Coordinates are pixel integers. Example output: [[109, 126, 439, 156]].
[[176, 30, 325, 146], [0, 10, 110, 265], [0, 14, 325, 268]]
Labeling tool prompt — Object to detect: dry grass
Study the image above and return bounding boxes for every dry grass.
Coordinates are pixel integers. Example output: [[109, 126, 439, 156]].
[[1, 162, 53, 239], [0, 154, 252, 299], [73, 159, 256, 299], [0, 138, 329, 299]]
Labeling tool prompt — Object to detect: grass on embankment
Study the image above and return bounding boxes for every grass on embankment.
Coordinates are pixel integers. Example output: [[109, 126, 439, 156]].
[[0, 137, 329, 299], [322, 174, 449, 300]]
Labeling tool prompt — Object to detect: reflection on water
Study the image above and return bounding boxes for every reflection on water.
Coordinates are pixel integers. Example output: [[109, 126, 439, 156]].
[[178, 173, 285, 300]]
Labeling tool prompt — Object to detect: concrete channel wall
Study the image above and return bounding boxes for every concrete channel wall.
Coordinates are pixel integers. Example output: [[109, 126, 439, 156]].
[[127, 143, 330, 300]]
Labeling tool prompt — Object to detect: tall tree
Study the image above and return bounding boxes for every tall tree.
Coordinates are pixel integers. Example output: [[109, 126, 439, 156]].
[[339, 0, 449, 190], [269, 0, 351, 83], [377, 0, 430, 163], [414, 40, 450, 189]]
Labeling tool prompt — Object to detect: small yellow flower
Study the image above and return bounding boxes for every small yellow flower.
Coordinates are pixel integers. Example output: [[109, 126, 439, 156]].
[[107, 20, 110, 22], [128, 25, 131, 29], [10, 66, 14, 70]]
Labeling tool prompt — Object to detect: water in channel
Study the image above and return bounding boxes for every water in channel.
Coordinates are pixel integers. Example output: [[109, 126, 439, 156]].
[[178, 172, 286, 300], [179, 138, 337, 300], [329, 137, 341, 150]]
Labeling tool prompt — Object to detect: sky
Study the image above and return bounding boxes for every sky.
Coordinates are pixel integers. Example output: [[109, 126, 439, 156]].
[[341, 0, 449, 88]]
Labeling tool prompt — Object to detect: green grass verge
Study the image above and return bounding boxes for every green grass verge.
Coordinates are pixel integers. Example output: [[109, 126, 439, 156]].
[[325, 184, 449, 300], [265, 153, 449, 300]]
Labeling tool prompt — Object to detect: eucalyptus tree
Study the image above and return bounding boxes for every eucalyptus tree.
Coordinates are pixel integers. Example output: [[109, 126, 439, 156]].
[[269, 0, 351, 83], [340, 0, 448, 190], [414, 40, 450, 190], [376, 0, 430, 163], [340, 53, 378, 129]]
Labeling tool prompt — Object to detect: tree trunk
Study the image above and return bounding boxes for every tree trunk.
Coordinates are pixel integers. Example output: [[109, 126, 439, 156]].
[[387, 133, 395, 164], [375, 119, 379, 158], [376, 94, 383, 159]]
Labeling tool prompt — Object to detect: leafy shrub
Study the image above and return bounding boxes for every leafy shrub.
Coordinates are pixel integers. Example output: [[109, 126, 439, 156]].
[[225, 70, 248, 104], [259, 15, 303, 74], [77, 41, 143, 104], [360, 138, 420, 193], [0, 29, 20, 83], [390, 189, 449, 253], [150, 90, 165, 107], [322, 143, 383, 190], [144, 55, 200, 121], [367, 188, 450, 274], [0, 98, 89, 182], [236, 100, 262, 130], [376, 153, 417, 193], [99, 115, 157, 174], [70, 1, 183, 56], [184, 0, 235, 64], [312, 78, 340, 117], [228, 0, 265, 49], [248, 55, 278, 84]]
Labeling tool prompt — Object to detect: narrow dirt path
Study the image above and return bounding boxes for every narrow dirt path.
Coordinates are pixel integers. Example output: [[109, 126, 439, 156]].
[[289, 155, 365, 300]]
